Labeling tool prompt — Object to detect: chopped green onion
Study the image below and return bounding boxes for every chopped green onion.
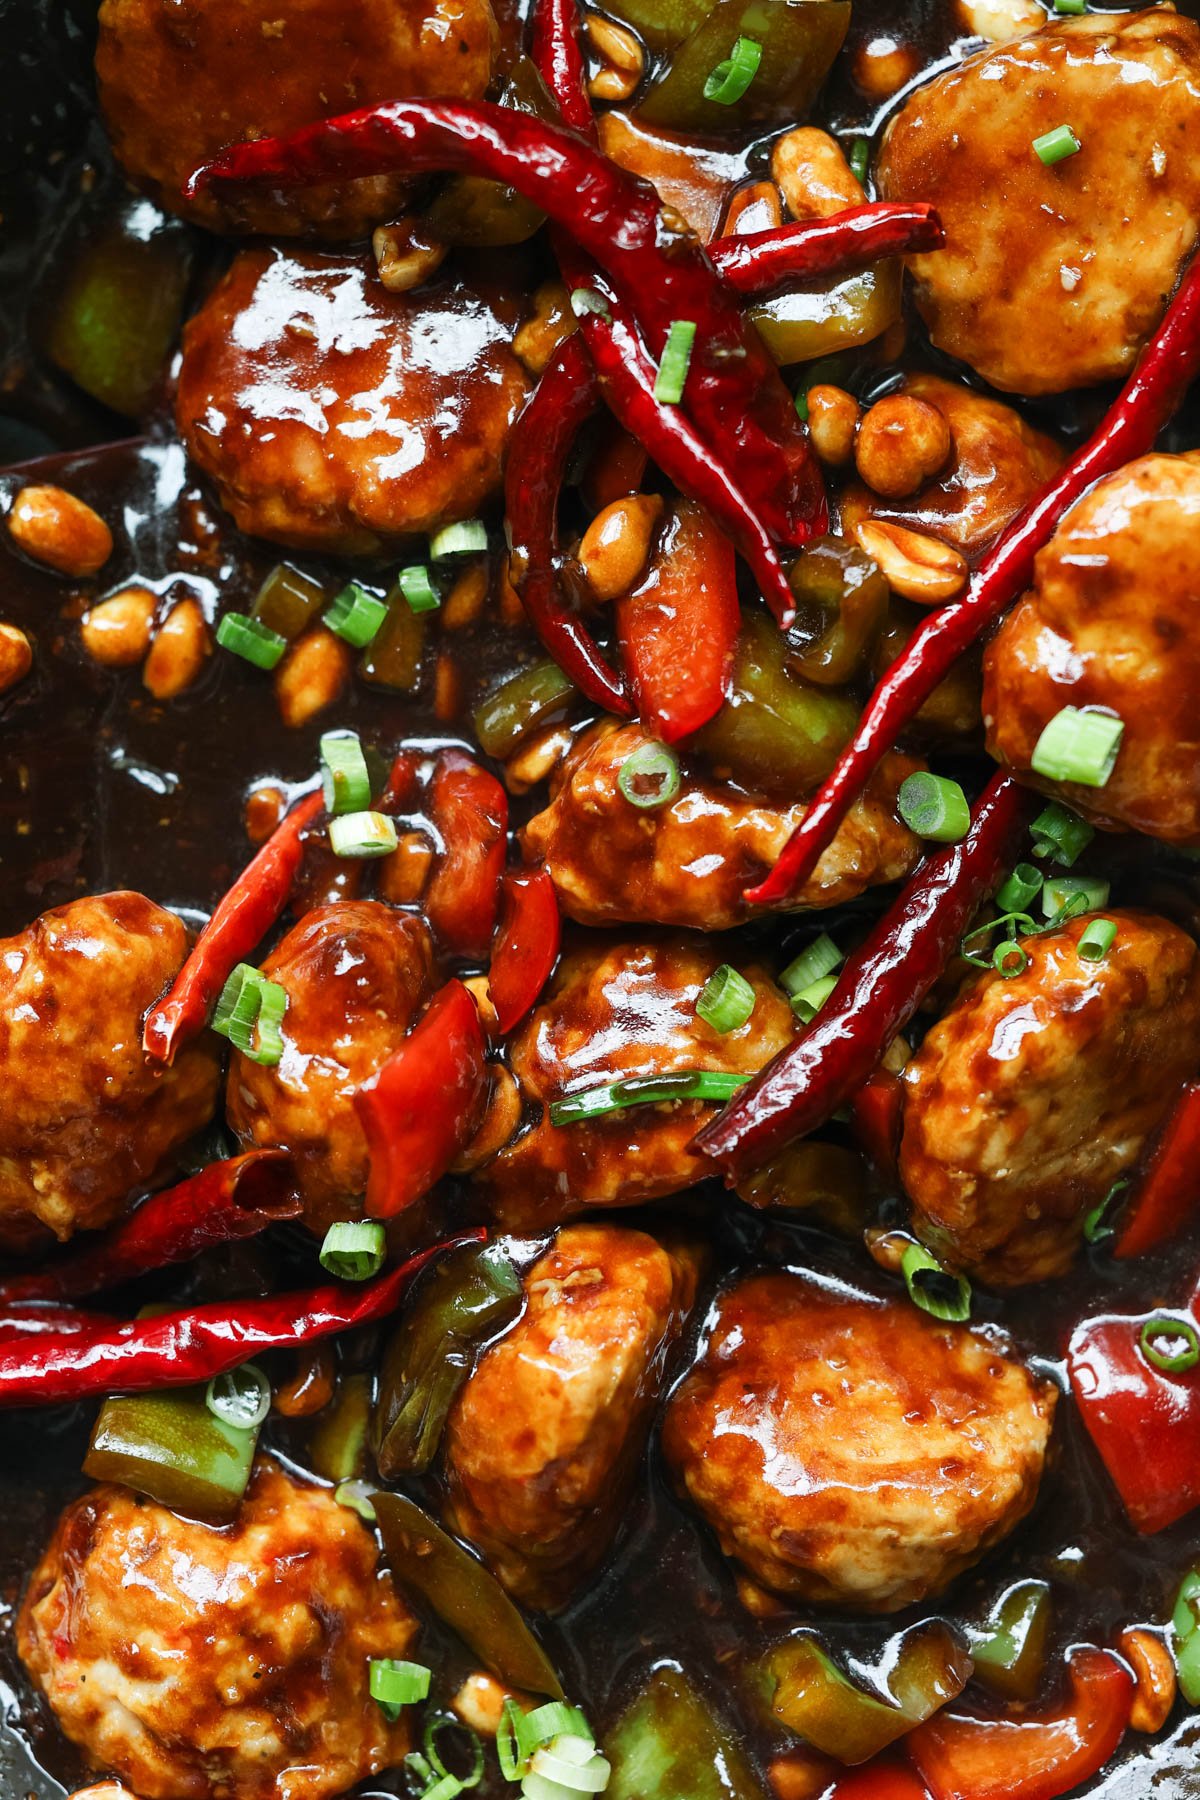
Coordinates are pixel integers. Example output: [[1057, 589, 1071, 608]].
[[211, 962, 288, 1065], [653, 320, 697, 406], [996, 864, 1043, 913], [524, 1736, 612, 1798], [431, 520, 489, 562], [516, 1704, 594, 1761], [570, 287, 611, 322], [898, 772, 971, 842], [1083, 1178, 1127, 1246], [549, 1071, 747, 1127], [252, 563, 327, 640], [960, 912, 1037, 971], [398, 565, 441, 614], [696, 965, 756, 1035], [328, 810, 399, 859], [848, 136, 871, 186], [1033, 124, 1082, 165], [370, 1658, 431, 1720], [1031, 801, 1094, 866], [252, 977, 287, 1065], [1172, 1571, 1200, 1706], [1140, 1315, 1200, 1375], [1031, 705, 1123, 786], [206, 1362, 271, 1431], [794, 388, 810, 422], [617, 741, 680, 809], [1054, 0, 1086, 11], [320, 1220, 387, 1282], [1041, 874, 1111, 922], [319, 730, 372, 815], [702, 34, 762, 105], [425, 1713, 484, 1790], [323, 582, 388, 649], [901, 1243, 971, 1323], [1077, 917, 1118, 962], [792, 973, 838, 1023], [421, 1778, 467, 1800], [993, 939, 1029, 979], [335, 1478, 377, 1521], [780, 933, 843, 998], [216, 610, 287, 671]]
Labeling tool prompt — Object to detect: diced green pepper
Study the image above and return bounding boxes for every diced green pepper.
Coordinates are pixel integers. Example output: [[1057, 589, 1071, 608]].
[[968, 1580, 1053, 1702], [251, 563, 329, 641], [758, 1625, 971, 1765], [309, 1372, 373, 1483], [605, 0, 711, 50], [473, 659, 577, 759], [785, 535, 890, 687], [84, 1386, 259, 1520], [360, 588, 427, 691], [749, 264, 903, 367], [638, 0, 850, 136], [607, 1664, 769, 1800]]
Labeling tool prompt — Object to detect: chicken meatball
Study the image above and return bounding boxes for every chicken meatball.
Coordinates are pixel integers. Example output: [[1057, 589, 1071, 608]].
[[900, 911, 1200, 1287], [444, 1224, 700, 1609], [0, 891, 219, 1252], [984, 454, 1200, 844], [478, 937, 795, 1229], [95, 0, 497, 237], [18, 1461, 417, 1800], [226, 901, 434, 1231], [877, 11, 1200, 394], [522, 722, 922, 930], [663, 1272, 1056, 1612], [177, 250, 530, 553]]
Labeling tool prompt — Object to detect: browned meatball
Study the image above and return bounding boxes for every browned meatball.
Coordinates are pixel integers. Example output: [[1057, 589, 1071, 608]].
[[663, 1272, 1056, 1613], [444, 1224, 700, 1610], [878, 11, 1200, 395], [477, 937, 795, 1229], [18, 1461, 417, 1800], [95, 0, 497, 237], [522, 722, 922, 930], [226, 901, 434, 1231], [0, 892, 219, 1252], [900, 911, 1200, 1286], [177, 250, 530, 553], [985, 454, 1200, 844]]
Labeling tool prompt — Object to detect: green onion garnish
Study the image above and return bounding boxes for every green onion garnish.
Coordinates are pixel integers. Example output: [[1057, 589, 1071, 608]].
[[848, 136, 871, 186], [570, 287, 612, 322], [369, 1658, 431, 1720], [993, 940, 1029, 978], [1031, 801, 1094, 866], [1077, 917, 1118, 962], [654, 320, 697, 406], [1033, 124, 1082, 166], [324, 582, 388, 649], [328, 810, 399, 858], [424, 1712, 484, 1792], [1054, 0, 1086, 11], [617, 740, 680, 809], [792, 973, 839, 1024], [430, 520, 489, 562], [1140, 1314, 1200, 1375], [702, 34, 763, 105], [215, 611, 288, 671], [211, 962, 288, 1064], [960, 912, 1037, 971], [398, 565, 441, 614], [794, 388, 810, 422], [319, 729, 372, 815], [1083, 1177, 1127, 1246], [206, 1362, 271, 1430], [898, 771, 971, 842], [526, 1734, 611, 1795], [1173, 1571, 1200, 1706], [696, 964, 756, 1035], [901, 1243, 971, 1322], [780, 933, 843, 998], [996, 863, 1043, 913], [319, 1220, 387, 1282], [549, 1070, 747, 1126], [1031, 705, 1123, 786], [335, 1478, 377, 1521], [1041, 874, 1110, 922], [513, 1702, 594, 1765]]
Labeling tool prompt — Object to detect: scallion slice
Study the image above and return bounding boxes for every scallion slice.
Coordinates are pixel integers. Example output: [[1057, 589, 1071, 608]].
[[549, 1070, 747, 1126], [792, 973, 838, 1024], [524, 1738, 612, 1798], [1077, 917, 1118, 962], [516, 1704, 594, 1761], [702, 34, 762, 105], [399, 565, 441, 614], [696, 965, 756, 1035], [1054, 0, 1086, 11], [328, 810, 399, 858], [335, 1479, 377, 1521], [370, 1658, 431, 1720], [617, 741, 680, 809], [1041, 874, 1111, 922], [431, 520, 488, 562], [424, 1712, 484, 1790], [653, 320, 697, 406], [780, 933, 843, 998], [216, 610, 287, 671], [252, 977, 288, 1065], [1172, 1571, 1200, 1706], [1031, 801, 1094, 866], [996, 863, 1043, 913], [1031, 705, 1123, 787], [898, 771, 971, 842], [320, 1220, 387, 1282], [1083, 1177, 1127, 1246], [206, 1362, 271, 1430], [211, 962, 288, 1065], [1033, 124, 1082, 165], [993, 939, 1029, 979], [324, 582, 388, 649], [1140, 1314, 1200, 1375], [570, 287, 611, 322], [848, 136, 871, 186], [320, 729, 372, 815], [901, 1243, 971, 1322]]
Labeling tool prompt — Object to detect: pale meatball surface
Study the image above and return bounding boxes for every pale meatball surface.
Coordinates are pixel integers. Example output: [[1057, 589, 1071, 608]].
[[226, 900, 434, 1231], [177, 250, 530, 553], [878, 11, 1200, 394], [445, 1224, 700, 1610], [662, 1272, 1056, 1612], [0, 891, 219, 1252], [985, 454, 1200, 844], [95, 0, 497, 237], [900, 911, 1200, 1287], [18, 1462, 417, 1800], [523, 722, 922, 930]]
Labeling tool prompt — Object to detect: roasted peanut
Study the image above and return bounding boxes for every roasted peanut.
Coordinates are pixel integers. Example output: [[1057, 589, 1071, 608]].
[[80, 585, 156, 667], [271, 625, 351, 727], [504, 723, 574, 795], [767, 1750, 839, 1800], [955, 0, 1044, 42], [378, 829, 435, 905], [854, 518, 968, 604], [856, 394, 952, 498], [864, 1228, 914, 1275], [272, 1343, 335, 1418], [442, 558, 490, 630], [455, 1063, 521, 1169], [514, 281, 575, 377], [585, 12, 644, 103], [853, 33, 920, 99], [372, 219, 448, 293], [143, 597, 211, 699], [244, 781, 287, 845], [0, 622, 32, 694], [498, 555, 526, 627], [66, 1786, 142, 1800], [1119, 1627, 1177, 1734], [8, 484, 113, 577], [806, 384, 861, 467], [451, 1672, 532, 1739], [578, 494, 663, 602], [434, 649, 463, 721], [462, 975, 500, 1040], [721, 179, 784, 237], [771, 127, 864, 221]]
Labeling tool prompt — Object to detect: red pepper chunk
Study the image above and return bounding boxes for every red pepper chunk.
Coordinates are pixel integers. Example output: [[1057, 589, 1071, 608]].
[[828, 1761, 931, 1800], [355, 980, 489, 1219], [489, 868, 561, 1036], [850, 1070, 904, 1183], [424, 752, 508, 960], [907, 1647, 1134, 1800], [1112, 1079, 1200, 1260]]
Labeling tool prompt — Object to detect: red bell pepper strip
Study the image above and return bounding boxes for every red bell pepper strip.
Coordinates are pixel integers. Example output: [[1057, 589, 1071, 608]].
[[850, 1069, 904, 1182], [748, 248, 1200, 905], [0, 1304, 118, 1345], [0, 1152, 299, 1305], [695, 773, 1034, 1178], [355, 980, 489, 1219], [615, 498, 739, 743], [710, 203, 945, 297], [489, 868, 561, 1035], [907, 1647, 1134, 1800], [0, 1232, 482, 1408], [1112, 1079, 1200, 1260], [828, 1762, 931, 1800], [424, 752, 509, 960], [143, 787, 324, 1064], [532, 0, 593, 137]]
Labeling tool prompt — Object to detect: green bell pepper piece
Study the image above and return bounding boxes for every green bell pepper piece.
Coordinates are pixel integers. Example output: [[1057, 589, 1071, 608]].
[[750, 264, 903, 367], [758, 1625, 971, 1765], [968, 1580, 1053, 1702], [473, 660, 577, 760], [84, 1386, 259, 1520], [607, 1664, 769, 1799], [638, 0, 850, 136]]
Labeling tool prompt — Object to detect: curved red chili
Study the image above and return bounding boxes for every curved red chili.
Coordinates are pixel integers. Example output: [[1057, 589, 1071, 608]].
[[1112, 1079, 1200, 1260], [710, 203, 945, 297], [489, 867, 561, 1035], [532, 0, 593, 137], [0, 1305, 119, 1346], [424, 751, 509, 960]]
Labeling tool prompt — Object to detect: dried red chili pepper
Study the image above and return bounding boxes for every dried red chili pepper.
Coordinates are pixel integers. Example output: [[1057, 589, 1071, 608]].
[[489, 868, 561, 1035], [827, 1764, 931, 1800], [532, 0, 593, 137], [1111, 1079, 1200, 1260], [850, 1069, 904, 1182], [710, 203, 945, 297], [696, 773, 1033, 1177], [0, 1304, 118, 1345], [0, 1151, 299, 1305], [749, 250, 1200, 905], [582, 417, 649, 511], [143, 787, 324, 1064], [424, 751, 508, 960], [0, 1232, 482, 1408]]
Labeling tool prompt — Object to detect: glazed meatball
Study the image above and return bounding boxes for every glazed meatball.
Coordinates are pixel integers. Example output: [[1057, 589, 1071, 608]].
[[0, 892, 219, 1252], [900, 911, 1200, 1287], [177, 250, 530, 553], [877, 11, 1200, 394], [18, 1461, 417, 1800], [663, 1272, 1055, 1613], [478, 937, 795, 1229], [226, 901, 434, 1231], [522, 722, 922, 930], [444, 1224, 700, 1610], [95, 0, 496, 237], [985, 454, 1200, 844]]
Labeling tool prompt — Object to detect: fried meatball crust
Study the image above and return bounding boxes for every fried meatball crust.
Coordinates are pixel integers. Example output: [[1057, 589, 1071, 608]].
[[878, 11, 1200, 394], [177, 250, 530, 553], [18, 1462, 417, 1800], [984, 454, 1200, 844], [900, 911, 1200, 1287], [444, 1224, 700, 1609], [226, 901, 434, 1231], [95, 0, 497, 237], [0, 892, 219, 1252], [522, 722, 922, 930], [662, 1271, 1056, 1613], [477, 937, 795, 1229]]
